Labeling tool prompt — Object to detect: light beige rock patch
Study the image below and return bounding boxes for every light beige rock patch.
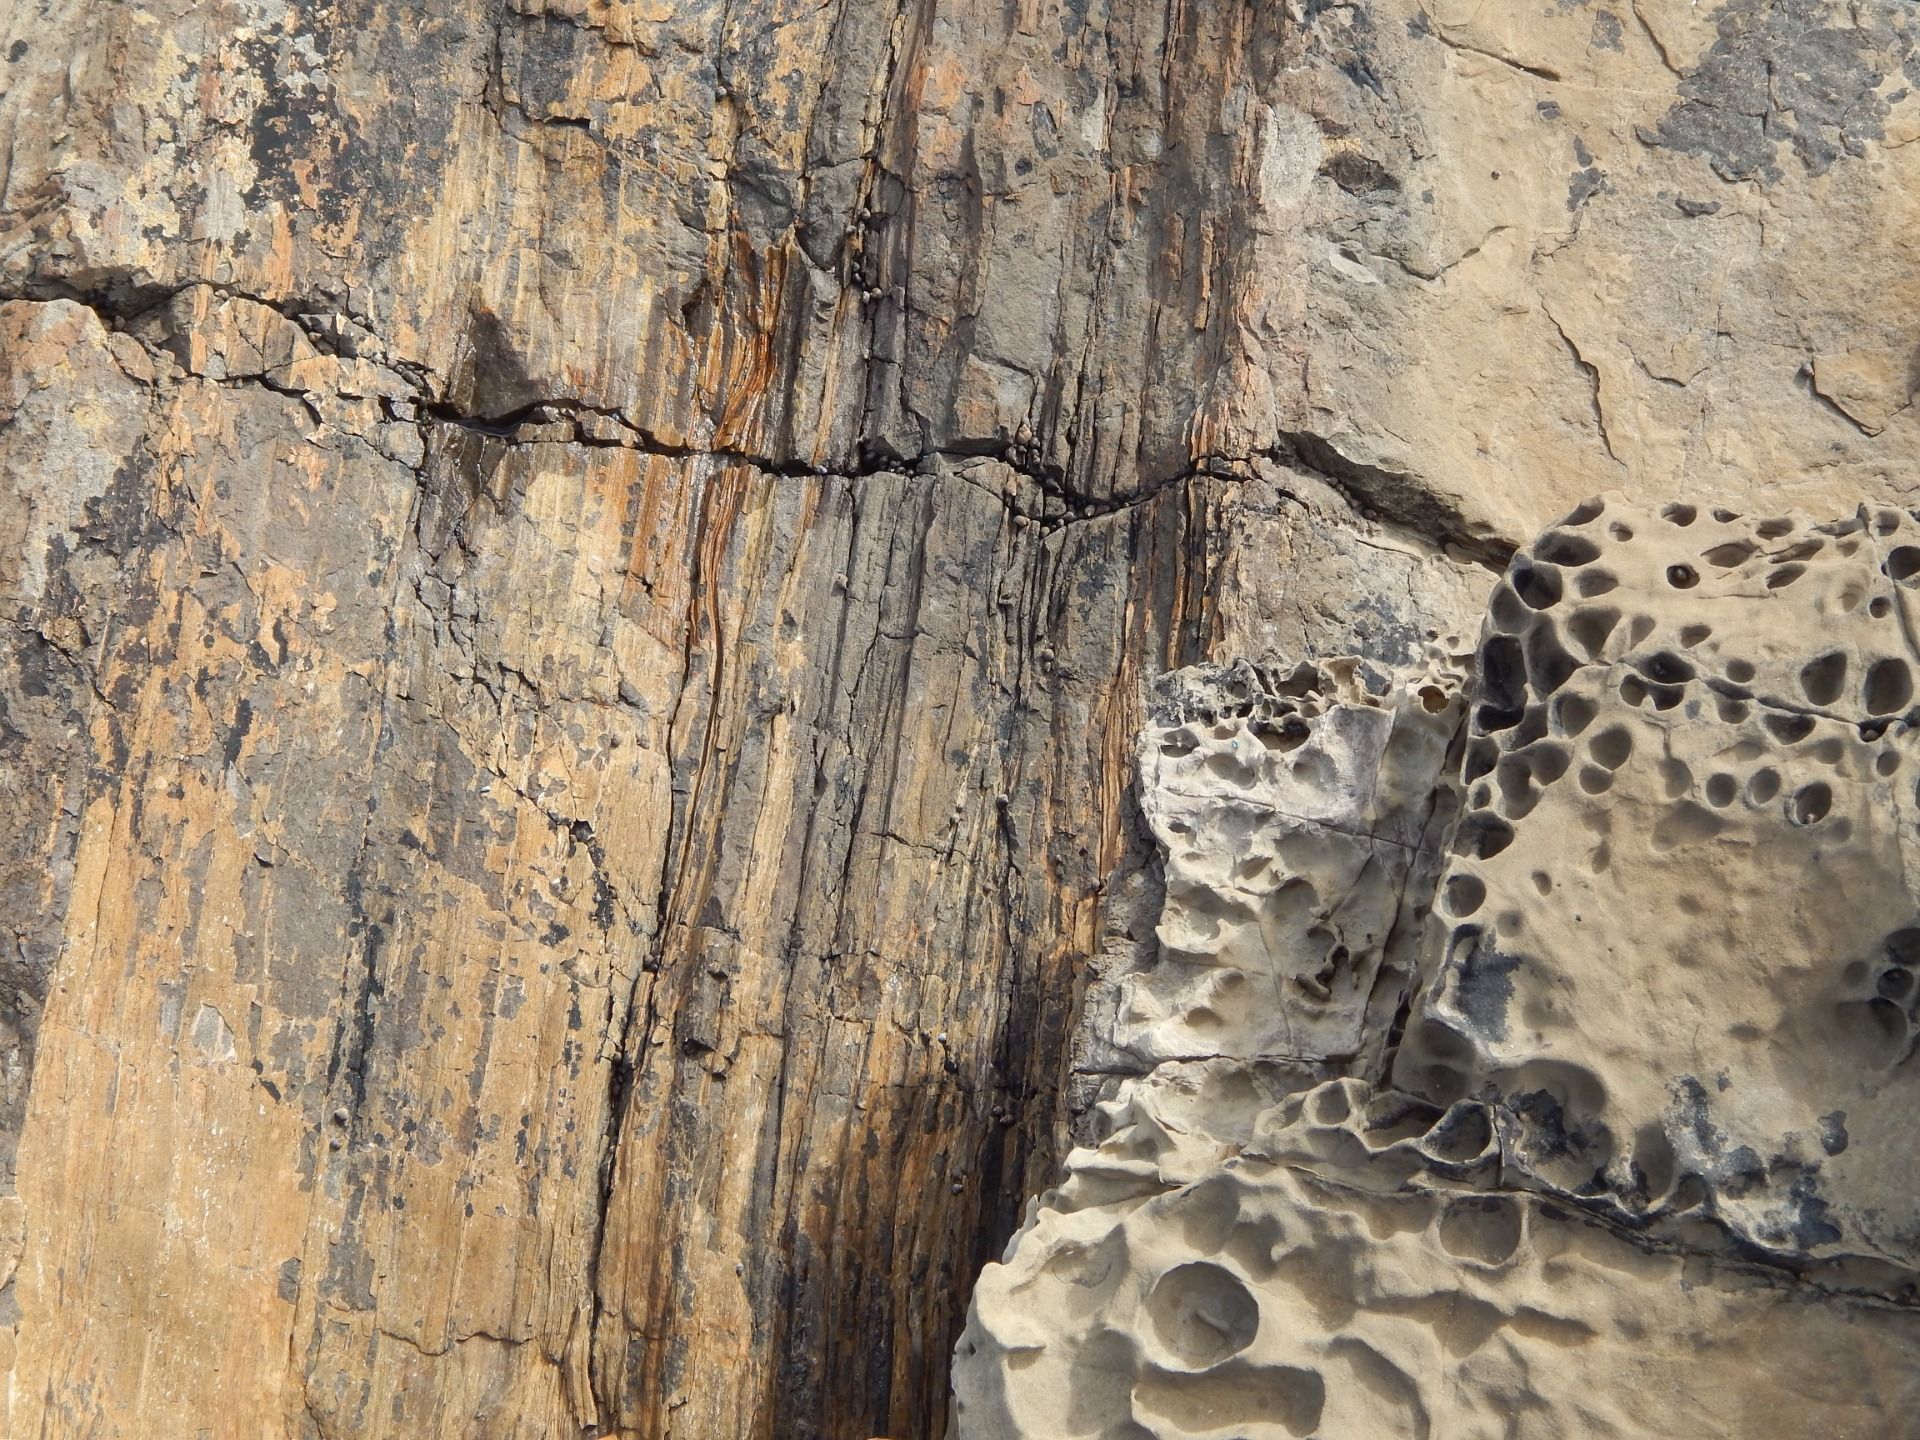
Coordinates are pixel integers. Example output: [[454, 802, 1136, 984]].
[[958, 497, 1920, 1439]]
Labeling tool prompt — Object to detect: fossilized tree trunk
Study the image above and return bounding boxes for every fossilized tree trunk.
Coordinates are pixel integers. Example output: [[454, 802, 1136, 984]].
[[0, 0, 1915, 1436]]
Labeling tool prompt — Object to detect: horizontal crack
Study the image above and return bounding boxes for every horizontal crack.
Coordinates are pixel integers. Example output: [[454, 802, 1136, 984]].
[[7, 283, 1514, 556]]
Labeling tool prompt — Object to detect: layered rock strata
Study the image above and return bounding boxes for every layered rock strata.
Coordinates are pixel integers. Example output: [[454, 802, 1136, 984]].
[[7, 0, 1920, 1433], [956, 497, 1920, 1439]]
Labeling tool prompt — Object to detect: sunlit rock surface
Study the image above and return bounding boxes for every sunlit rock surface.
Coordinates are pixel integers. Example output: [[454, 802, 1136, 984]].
[[956, 499, 1920, 1440]]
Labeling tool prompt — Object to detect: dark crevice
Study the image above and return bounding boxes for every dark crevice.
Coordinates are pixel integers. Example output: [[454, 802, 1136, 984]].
[[1269, 431, 1517, 568]]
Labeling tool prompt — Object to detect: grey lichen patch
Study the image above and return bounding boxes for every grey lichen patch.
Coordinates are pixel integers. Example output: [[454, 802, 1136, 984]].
[[1639, 0, 1920, 182]]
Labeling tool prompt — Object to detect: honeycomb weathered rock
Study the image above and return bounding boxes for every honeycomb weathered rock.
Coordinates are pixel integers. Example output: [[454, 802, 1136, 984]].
[[954, 498, 1920, 1439]]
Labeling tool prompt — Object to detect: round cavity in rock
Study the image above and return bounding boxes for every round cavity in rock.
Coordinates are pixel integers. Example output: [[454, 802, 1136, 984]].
[[1854, 998, 1911, 1059], [1703, 540, 1757, 568], [1609, 521, 1635, 542], [1748, 768, 1781, 804], [1725, 658, 1757, 684], [1638, 651, 1696, 685], [1717, 698, 1751, 723], [1554, 693, 1598, 737], [1887, 546, 1920, 584], [1662, 503, 1698, 527], [1658, 758, 1694, 798], [1527, 742, 1572, 787], [1667, 563, 1700, 589], [1800, 652, 1848, 706], [1525, 629, 1579, 696], [1877, 749, 1902, 777], [1705, 773, 1738, 807], [1512, 563, 1563, 610], [1424, 1103, 1494, 1163], [1767, 563, 1807, 590], [1254, 717, 1311, 752], [1578, 764, 1614, 795], [1866, 658, 1913, 716], [1878, 968, 1914, 1001], [1567, 607, 1620, 660], [1560, 496, 1605, 526], [1444, 873, 1487, 917], [1886, 928, 1920, 968], [1537, 532, 1601, 566], [1457, 814, 1515, 860], [1145, 1262, 1260, 1367], [1574, 570, 1620, 598], [1756, 517, 1794, 539], [1481, 634, 1527, 709], [1589, 727, 1633, 769], [1309, 1084, 1353, 1126], [1531, 870, 1553, 895], [1462, 740, 1498, 784], [1619, 675, 1649, 708], [1765, 712, 1816, 744], [1790, 782, 1833, 825], [1489, 583, 1530, 634], [1475, 705, 1524, 736], [1871, 596, 1894, 619], [1509, 705, 1551, 748], [1438, 1197, 1523, 1266], [1679, 624, 1713, 647]]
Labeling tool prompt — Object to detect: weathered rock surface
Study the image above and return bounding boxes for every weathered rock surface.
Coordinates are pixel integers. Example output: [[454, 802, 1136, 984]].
[[4, 0, 1920, 1434], [956, 500, 1920, 1438]]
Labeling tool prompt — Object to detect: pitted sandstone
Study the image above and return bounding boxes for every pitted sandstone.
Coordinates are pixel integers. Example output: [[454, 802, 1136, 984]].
[[955, 498, 1920, 1440]]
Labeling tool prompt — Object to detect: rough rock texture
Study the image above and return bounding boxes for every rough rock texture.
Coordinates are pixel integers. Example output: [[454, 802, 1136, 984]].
[[1401, 496, 1920, 1274], [4, 0, 1920, 1435], [955, 500, 1920, 1438]]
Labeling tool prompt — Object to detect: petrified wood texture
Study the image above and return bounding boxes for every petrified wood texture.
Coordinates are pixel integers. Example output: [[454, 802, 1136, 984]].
[[4, 0, 1919, 1436]]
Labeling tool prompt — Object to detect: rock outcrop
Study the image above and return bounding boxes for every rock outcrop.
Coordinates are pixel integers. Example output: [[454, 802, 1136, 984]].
[[956, 498, 1920, 1439], [4, 0, 1920, 1435]]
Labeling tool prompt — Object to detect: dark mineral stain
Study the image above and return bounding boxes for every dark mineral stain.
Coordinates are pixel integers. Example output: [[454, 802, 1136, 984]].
[[1452, 931, 1523, 1042], [223, 698, 254, 768], [1637, 0, 1918, 182], [1818, 1110, 1849, 1156]]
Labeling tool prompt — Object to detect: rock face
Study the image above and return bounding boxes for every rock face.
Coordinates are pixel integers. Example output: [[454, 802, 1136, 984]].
[[954, 499, 1920, 1439], [3, 0, 1920, 1436]]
